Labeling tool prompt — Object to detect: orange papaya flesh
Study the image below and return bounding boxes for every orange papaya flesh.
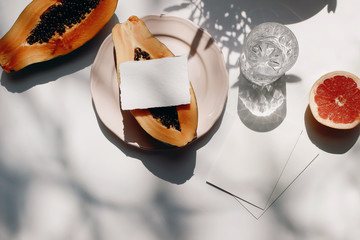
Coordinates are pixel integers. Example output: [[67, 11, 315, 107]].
[[0, 0, 118, 72], [112, 16, 198, 147]]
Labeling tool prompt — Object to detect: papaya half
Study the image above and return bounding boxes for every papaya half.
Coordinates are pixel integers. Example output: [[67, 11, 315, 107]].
[[0, 0, 118, 72], [112, 16, 198, 147]]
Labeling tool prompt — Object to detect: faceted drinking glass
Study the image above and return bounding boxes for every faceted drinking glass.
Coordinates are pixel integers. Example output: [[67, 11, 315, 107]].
[[240, 22, 299, 86]]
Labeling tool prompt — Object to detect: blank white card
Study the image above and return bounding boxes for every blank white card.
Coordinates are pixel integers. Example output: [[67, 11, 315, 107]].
[[206, 118, 302, 209], [119, 55, 190, 110]]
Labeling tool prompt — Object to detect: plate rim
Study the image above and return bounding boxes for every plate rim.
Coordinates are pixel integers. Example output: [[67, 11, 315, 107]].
[[90, 14, 229, 149]]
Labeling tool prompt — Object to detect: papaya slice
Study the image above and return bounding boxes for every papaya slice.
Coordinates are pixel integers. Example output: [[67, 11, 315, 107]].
[[0, 0, 118, 72], [112, 16, 198, 147]]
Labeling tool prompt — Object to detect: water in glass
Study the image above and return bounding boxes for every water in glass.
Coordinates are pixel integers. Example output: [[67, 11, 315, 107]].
[[240, 22, 299, 86]]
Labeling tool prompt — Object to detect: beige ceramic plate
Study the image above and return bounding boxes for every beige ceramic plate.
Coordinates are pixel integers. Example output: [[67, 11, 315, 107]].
[[91, 15, 228, 149]]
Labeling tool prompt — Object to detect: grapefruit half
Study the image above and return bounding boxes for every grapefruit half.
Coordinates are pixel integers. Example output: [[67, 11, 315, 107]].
[[309, 71, 360, 129]]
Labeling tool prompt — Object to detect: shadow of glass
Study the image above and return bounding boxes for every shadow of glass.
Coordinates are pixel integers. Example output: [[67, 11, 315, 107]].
[[237, 74, 287, 132], [0, 14, 119, 93], [165, 0, 337, 69], [304, 105, 360, 154]]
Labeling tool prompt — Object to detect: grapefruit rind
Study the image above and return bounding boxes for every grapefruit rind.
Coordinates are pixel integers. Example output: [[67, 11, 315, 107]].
[[309, 71, 360, 129]]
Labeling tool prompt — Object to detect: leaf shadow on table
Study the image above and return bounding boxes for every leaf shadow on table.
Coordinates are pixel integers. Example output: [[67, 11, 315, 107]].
[[0, 14, 119, 93], [166, 0, 335, 133], [165, 0, 337, 69], [304, 106, 360, 154], [93, 99, 226, 185]]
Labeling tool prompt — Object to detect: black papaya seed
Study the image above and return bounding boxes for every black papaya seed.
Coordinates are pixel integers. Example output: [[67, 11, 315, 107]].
[[27, 0, 102, 45], [149, 107, 181, 131], [134, 47, 151, 61]]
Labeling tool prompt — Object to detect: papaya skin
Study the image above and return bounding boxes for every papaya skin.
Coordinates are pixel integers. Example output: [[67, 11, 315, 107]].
[[112, 16, 198, 147], [0, 0, 118, 72]]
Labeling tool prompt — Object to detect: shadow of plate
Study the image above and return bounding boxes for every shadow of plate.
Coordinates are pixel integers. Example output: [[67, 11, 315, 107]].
[[92, 96, 226, 185]]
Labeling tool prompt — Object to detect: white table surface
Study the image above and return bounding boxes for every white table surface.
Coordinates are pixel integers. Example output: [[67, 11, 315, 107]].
[[1, 0, 360, 239]]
